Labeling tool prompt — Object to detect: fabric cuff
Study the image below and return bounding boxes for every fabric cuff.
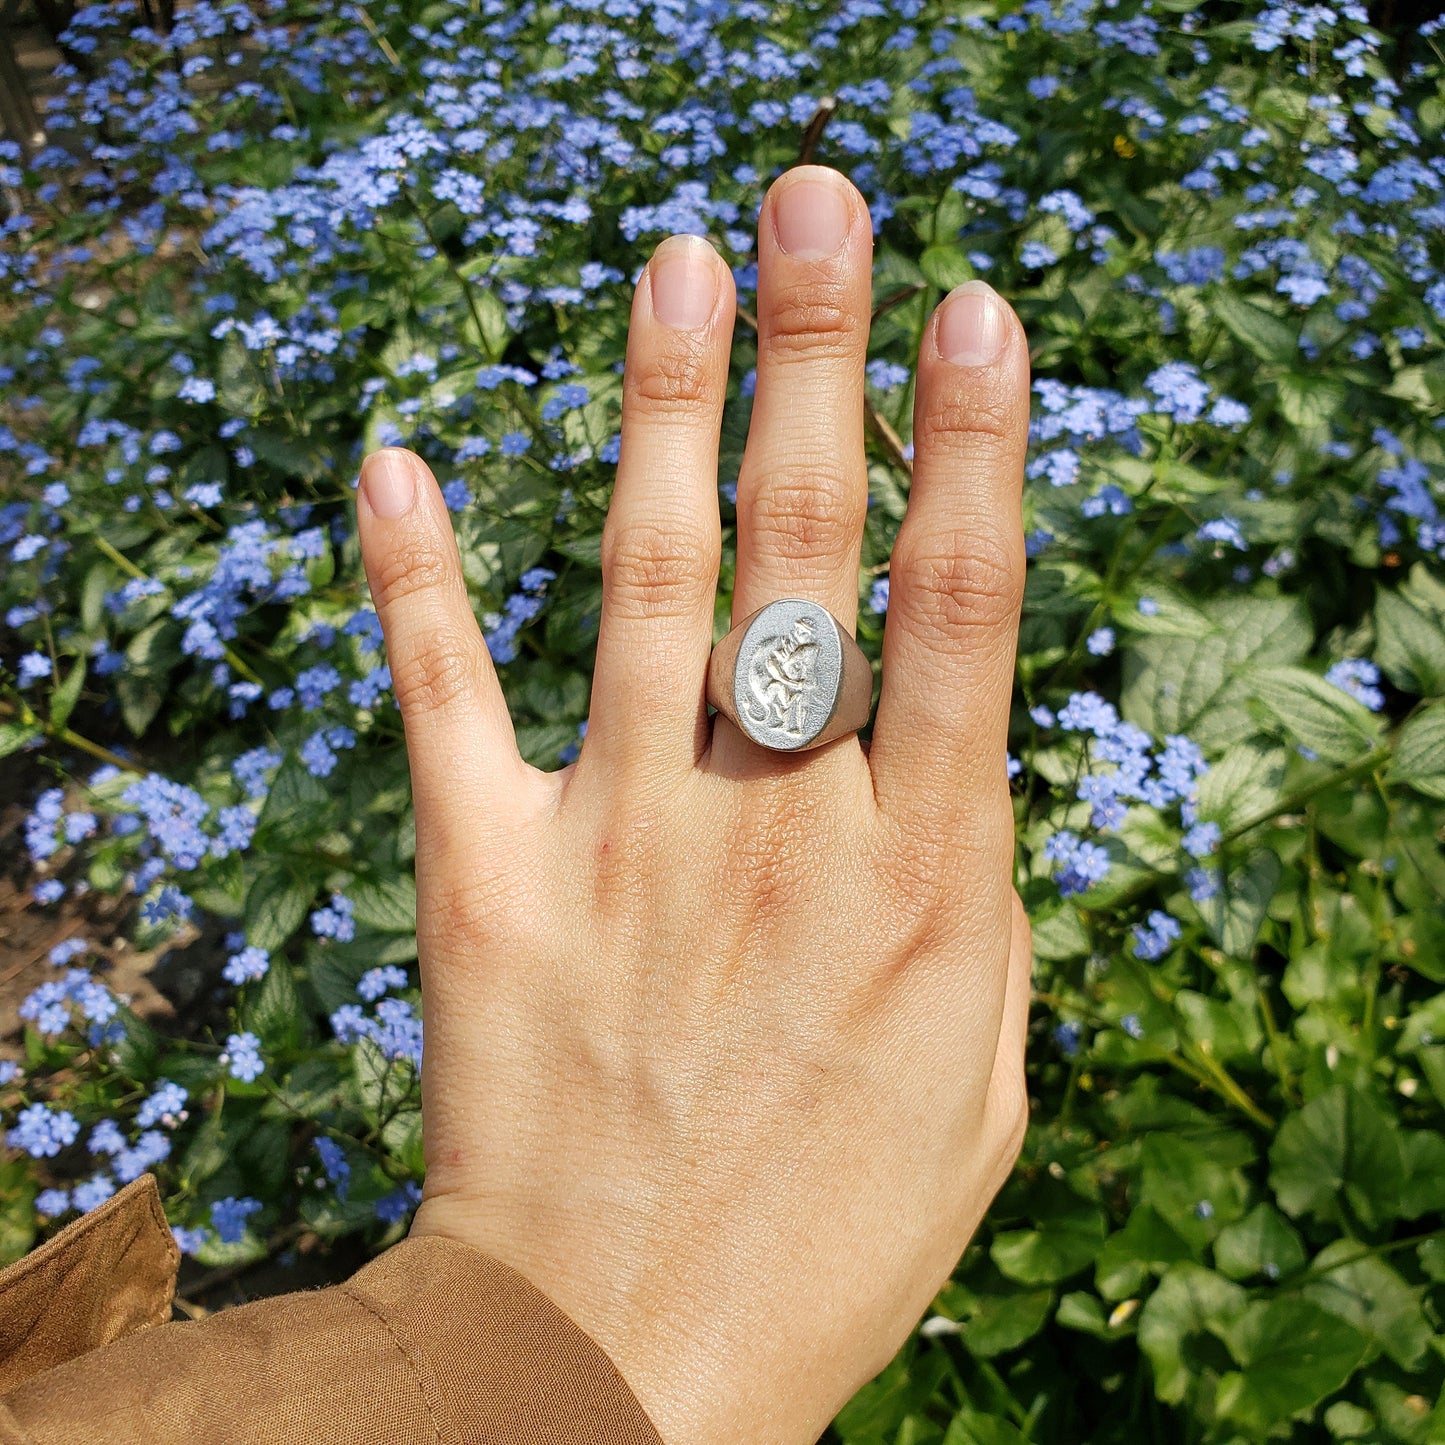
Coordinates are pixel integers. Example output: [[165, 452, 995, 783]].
[[341, 1232, 666, 1444]]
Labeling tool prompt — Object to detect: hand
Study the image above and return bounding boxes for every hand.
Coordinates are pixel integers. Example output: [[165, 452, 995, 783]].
[[356, 163, 1032, 1445]]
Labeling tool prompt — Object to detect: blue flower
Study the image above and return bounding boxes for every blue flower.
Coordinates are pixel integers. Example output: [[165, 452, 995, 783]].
[[89, 1118, 126, 1155], [868, 577, 890, 614], [1043, 830, 1112, 897], [314, 1137, 351, 1201], [211, 1195, 263, 1244], [177, 376, 215, 403], [1132, 910, 1182, 961], [172, 1225, 209, 1256], [1198, 517, 1247, 551], [72, 1175, 116, 1213], [7, 1103, 80, 1158], [374, 1180, 422, 1224], [137, 1079, 189, 1129], [370, 998, 424, 1068], [1145, 362, 1211, 424], [866, 359, 910, 390], [114, 1129, 172, 1183], [1325, 658, 1385, 711], [17, 652, 52, 687], [329, 1003, 369, 1043], [222, 945, 270, 985], [358, 965, 409, 1002], [221, 1030, 265, 1082], [1086, 628, 1115, 656], [311, 892, 356, 942], [35, 1187, 71, 1218]]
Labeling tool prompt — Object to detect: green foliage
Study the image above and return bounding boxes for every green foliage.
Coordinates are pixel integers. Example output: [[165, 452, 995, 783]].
[[1, 1, 1443, 1441]]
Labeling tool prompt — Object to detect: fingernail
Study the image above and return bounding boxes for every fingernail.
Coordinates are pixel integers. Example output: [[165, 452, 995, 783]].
[[772, 171, 850, 260], [650, 235, 719, 329], [361, 450, 418, 519], [937, 281, 1007, 367]]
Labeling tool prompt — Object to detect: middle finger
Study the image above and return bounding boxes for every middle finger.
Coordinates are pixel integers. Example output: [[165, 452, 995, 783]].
[[730, 166, 873, 636]]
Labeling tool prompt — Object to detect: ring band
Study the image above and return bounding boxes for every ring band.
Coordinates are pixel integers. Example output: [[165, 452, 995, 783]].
[[706, 598, 873, 752]]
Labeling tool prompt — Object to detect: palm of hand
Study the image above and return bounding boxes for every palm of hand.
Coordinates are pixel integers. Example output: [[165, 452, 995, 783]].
[[357, 165, 1032, 1445]]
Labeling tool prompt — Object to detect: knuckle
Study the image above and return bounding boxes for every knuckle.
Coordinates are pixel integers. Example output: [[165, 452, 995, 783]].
[[893, 530, 1023, 639], [370, 534, 452, 610], [916, 393, 1017, 453], [391, 628, 478, 716], [762, 283, 865, 361], [601, 519, 719, 619], [627, 345, 718, 418], [748, 470, 865, 565]]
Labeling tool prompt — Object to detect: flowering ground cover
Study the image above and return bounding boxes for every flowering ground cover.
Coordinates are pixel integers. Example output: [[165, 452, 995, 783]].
[[2, 0, 1445, 1438]]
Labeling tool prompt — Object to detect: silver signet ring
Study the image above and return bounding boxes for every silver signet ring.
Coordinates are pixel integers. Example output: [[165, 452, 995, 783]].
[[705, 598, 873, 753]]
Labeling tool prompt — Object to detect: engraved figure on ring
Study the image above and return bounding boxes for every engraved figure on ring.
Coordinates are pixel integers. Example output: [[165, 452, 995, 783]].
[[744, 616, 819, 737]]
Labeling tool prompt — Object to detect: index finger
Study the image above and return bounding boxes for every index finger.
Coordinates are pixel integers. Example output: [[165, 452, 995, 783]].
[[866, 281, 1030, 846]]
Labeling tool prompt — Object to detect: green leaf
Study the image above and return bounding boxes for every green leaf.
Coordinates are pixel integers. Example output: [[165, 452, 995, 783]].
[[0, 723, 40, 760], [1095, 1205, 1198, 1300], [1278, 373, 1348, 435], [942, 1413, 1033, 1445], [381, 1107, 426, 1177], [990, 1195, 1107, 1285], [1392, 702, 1445, 801], [1210, 291, 1298, 365], [116, 673, 165, 737], [117, 618, 179, 735], [1396, 1129, 1445, 1220], [1122, 596, 1311, 749], [242, 957, 309, 1052], [919, 244, 973, 291], [1249, 666, 1382, 765], [304, 932, 417, 1015], [1028, 902, 1090, 962], [1212, 1204, 1305, 1283], [258, 754, 334, 842], [266, 1057, 348, 1118], [1269, 1085, 1404, 1230], [0, 1159, 37, 1266], [1375, 584, 1445, 696], [1137, 1263, 1247, 1405], [1197, 850, 1281, 958], [934, 1264, 1055, 1359], [50, 659, 86, 731], [1217, 1298, 1368, 1431], [830, 1347, 949, 1444], [349, 871, 417, 934], [244, 864, 316, 953], [1300, 1241, 1432, 1371], [1138, 1130, 1253, 1251], [110, 1005, 160, 1080], [1196, 741, 1286, 830]]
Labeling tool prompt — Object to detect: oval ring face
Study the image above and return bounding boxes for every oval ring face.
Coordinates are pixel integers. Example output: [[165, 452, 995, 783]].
[[731, 598, 843, 751]]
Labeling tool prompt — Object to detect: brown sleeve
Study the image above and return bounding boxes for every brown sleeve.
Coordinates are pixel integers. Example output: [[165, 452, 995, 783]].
[[0, 1177, 666, 1445], [0, 1173, 179, 1395]]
